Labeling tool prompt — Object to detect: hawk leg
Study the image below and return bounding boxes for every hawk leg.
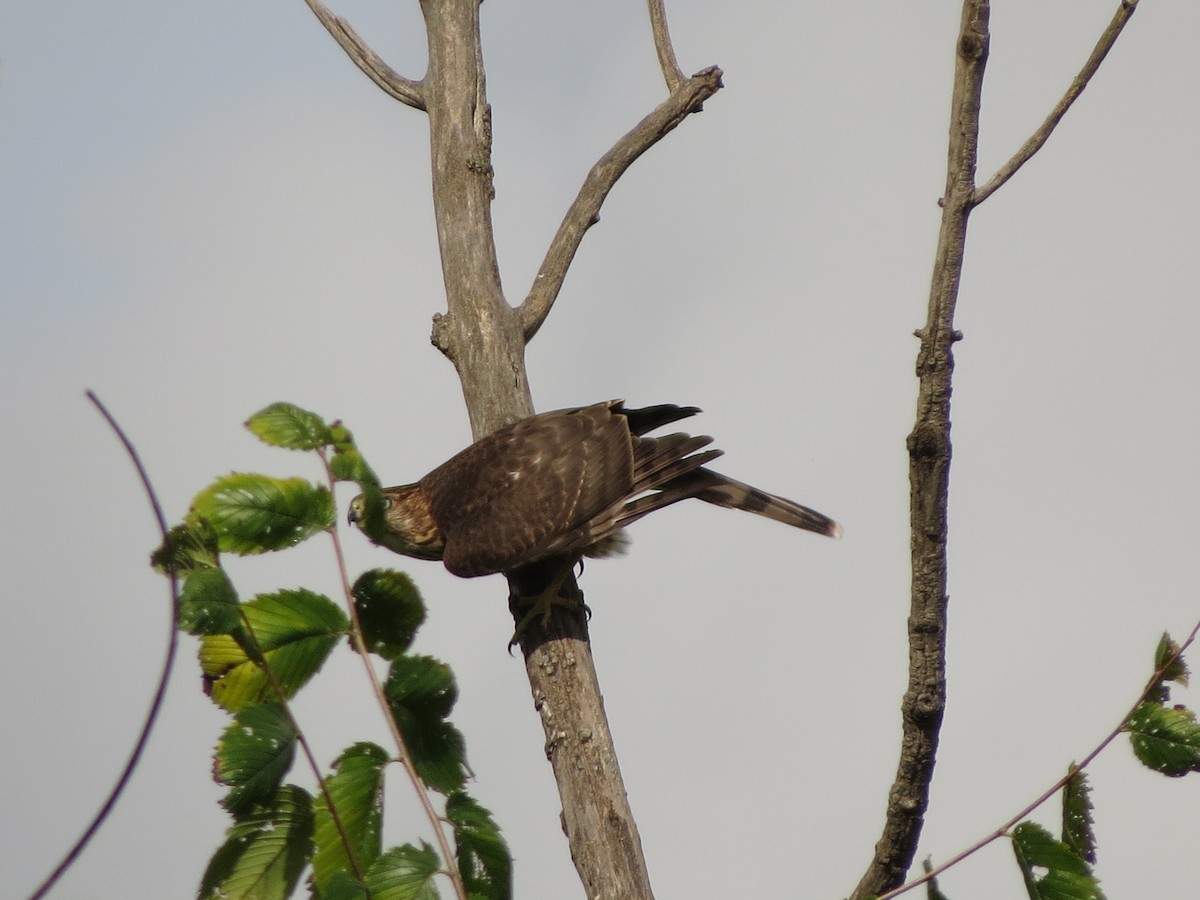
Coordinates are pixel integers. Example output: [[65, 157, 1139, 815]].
[[507, 558, 590, 648]]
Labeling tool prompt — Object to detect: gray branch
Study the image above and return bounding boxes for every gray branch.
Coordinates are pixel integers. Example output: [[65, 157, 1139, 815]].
[[850, 2, 991, 896], [518, 66, 724, 342], [974, 0, 1140, 205], [303, 0, 426, 110], [854, 1, 1142, 896], [647, 0, 685, 91]]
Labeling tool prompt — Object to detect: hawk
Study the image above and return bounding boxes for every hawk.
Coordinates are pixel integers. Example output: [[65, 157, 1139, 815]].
[[348, 401, 840, 592]]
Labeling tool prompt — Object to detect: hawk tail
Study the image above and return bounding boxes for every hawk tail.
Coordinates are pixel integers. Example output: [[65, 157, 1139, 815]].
[[617, 402, 702, 436], [686, 469, 842, 538]]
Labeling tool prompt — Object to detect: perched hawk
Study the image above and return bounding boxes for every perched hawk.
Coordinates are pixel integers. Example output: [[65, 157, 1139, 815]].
[[348, 400, 840, 585]]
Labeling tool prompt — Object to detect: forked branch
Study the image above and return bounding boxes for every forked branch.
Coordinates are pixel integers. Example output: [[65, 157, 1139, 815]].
[[854, 1, 1144, 895], [647, 0, 685, 91], [974, 0, 1140, 205], [304, 0, 426, 110], [518, 66, 723, 342]]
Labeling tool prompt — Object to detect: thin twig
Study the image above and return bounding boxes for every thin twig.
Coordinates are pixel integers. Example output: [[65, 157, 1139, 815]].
[[321, 454, 468, 899], [973, 0, 1139, 205], [27, 393, 180, 900], [647, 0, 684, 91], [518, 65, 723, 342], [879, 616, 1200, 899], [303, 0, 426, 110], [236, 612, 368, 886]]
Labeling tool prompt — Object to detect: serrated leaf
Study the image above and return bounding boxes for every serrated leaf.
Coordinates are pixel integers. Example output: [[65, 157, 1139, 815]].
[[1011, 821, 1105, 900], [385, 656, 470, 793], [215, 703, 297, 816], [179, 568, 242, 635], [1061, 765, 1096, 865], [200, 589, 347, 712], [192, 474, 335, 554], [312, 742, 389, 893], [151, 519, 220, 574], [1126, 701, 1200, 776], [245, 402, 333, 450], [354, 569, 426, 659], [447, 791, 511, 900], [363, 843, 441, 900], [199, 784, 313, 900]]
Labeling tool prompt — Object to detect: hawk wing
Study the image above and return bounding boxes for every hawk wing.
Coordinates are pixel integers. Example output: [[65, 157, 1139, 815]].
[[422, 401, 642, 576]]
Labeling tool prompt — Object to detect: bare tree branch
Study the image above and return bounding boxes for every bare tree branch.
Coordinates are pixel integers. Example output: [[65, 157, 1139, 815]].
[[304, 0, 426, 110], [851, 2, 991, 896], [974, 0, 1139, 205], [418, 1, 657, 895], [518, 66, 723, 343], [852, 4, 1149, 896], [647, 0, 685, 91]]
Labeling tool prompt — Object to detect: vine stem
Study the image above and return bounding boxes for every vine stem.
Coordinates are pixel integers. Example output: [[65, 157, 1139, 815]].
[[879, 616, 1200, 899], [320, 452, 467, 900], [233, 614, 367, 885], [25, 393, 181, 900]]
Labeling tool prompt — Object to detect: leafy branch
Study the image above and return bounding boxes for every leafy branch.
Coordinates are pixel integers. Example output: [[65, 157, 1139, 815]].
[[879, 621, 1200, 899], [152, 401, 510, 899]]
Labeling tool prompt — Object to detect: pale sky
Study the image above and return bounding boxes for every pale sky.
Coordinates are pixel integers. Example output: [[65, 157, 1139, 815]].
[[3, 1, 1198, 898]]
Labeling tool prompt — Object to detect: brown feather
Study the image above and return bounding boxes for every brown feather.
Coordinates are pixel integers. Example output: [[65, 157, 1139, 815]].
[[350, 399, 840, 578]]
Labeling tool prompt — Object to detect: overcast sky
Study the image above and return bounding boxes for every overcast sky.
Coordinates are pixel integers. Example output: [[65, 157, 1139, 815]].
[[3, 1, 1198, 898]]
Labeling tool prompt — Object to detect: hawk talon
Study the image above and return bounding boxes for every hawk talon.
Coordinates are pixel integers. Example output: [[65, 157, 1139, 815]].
[[507, 567, 589, 648]]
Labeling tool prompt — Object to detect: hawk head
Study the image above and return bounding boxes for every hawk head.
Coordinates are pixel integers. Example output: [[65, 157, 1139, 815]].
[[348, 485, 445, 561]]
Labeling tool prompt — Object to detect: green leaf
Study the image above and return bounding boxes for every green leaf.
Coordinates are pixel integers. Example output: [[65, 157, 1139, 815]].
[[312, 742, 389, 894], [447, 791, 511, 900], [363, 843, 442, 900], [192, 474, 335, 554], [385, 655, 470, 793], [922, 857, 950, 900], [1126, 701, 1200, 777], [331, 451, 381, 489], [1011, 821, 1105, 900], [215, 703, 297, 816], [245, 402, 333, 450], [322, 872, 371, 900], [179, 568, 242, 635], [1061, 765, 1096, 865], [199, 784, 314, 900], [346, 482, 389, 548], [150, 519, 220, 574], [327, 421, 381, 486], [200, 589, 348, 712], [1148, 632, 1190, 703], [354, 569, 426, 659]]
